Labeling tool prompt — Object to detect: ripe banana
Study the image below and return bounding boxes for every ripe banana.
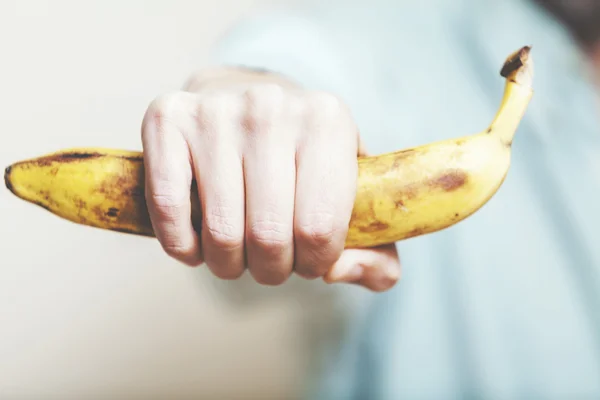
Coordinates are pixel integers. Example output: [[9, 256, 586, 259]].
[[4, 46, 534, 248]]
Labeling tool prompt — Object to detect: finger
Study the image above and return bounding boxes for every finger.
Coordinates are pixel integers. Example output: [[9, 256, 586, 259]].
[[323, 244, 401, 292], [189, 92, 246, 280], [141, 93, 202, 266], [293, 92, 359, 279], [242, 86, 297, 285]]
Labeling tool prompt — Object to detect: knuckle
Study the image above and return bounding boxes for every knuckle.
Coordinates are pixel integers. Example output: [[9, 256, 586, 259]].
[[302, 91, 356, 136], [150, 188, 183, 208], [205, 226, 244, 251], [304, 91, 344, 116], [204, 210, 244, 251], [294, 212, 346, 278], [242, 83, 288, 134], [142, 91, 196, 140], [295, 213, 341, 248], [294, 253, 330, 279], [247, 219, 291, 256], [146, 92, 190, 125], [197, 90, 240, 115], [148, 191, 187, 222], [195, 91, 242, 134]]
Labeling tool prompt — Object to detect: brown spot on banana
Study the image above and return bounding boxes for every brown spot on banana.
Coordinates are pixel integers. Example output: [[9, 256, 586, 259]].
[[34, 150, 143, 167], [392, 187, 418, 208], [57, 152, 101, 160], [358, 221, 390, 233], [387, 169, 467, 206], [431, 170, 468, 192], [31, 151, 101, 167]]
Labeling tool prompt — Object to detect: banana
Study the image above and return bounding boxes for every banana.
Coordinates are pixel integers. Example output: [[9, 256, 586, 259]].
[[4, 46, 534, 248]]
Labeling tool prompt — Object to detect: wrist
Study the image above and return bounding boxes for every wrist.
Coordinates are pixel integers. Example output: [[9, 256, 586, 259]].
[[183, 65, 299, 93]]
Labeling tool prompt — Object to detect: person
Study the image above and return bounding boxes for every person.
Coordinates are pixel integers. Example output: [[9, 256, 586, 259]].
[[140, 0, 600, 398]]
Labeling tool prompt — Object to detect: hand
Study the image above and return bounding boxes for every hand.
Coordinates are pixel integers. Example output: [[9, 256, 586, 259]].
[[141, 68, 401, 291]]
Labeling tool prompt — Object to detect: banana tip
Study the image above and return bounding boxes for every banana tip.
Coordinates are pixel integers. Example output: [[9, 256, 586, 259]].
[[4, 164, 14, 194], [500, 45, 532, 79]]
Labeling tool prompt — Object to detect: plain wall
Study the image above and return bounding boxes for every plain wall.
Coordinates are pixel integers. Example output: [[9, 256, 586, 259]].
[[0, 1, 338, 399]]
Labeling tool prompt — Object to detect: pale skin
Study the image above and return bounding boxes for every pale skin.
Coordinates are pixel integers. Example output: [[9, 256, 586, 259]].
[[141, 67, 401, 292]]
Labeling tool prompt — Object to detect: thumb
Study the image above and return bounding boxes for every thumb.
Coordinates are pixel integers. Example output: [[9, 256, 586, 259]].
[[323, 244, 401, 292]]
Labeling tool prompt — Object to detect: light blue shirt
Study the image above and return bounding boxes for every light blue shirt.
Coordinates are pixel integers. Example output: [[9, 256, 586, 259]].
[[211, 0, 600, 398]]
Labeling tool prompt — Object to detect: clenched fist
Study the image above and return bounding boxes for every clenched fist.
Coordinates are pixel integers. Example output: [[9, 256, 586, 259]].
[[141, 67, 400, 291]]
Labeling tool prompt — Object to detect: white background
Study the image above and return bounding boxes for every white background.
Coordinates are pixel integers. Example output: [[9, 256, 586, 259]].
[[0, 1, 334, 399]]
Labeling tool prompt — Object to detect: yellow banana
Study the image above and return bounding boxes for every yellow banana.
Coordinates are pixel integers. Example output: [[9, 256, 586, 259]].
[[4, 46, 534, 248]]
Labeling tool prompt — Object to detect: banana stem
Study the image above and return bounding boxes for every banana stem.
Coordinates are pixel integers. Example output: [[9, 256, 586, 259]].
[[489, 46, 534, 146]]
